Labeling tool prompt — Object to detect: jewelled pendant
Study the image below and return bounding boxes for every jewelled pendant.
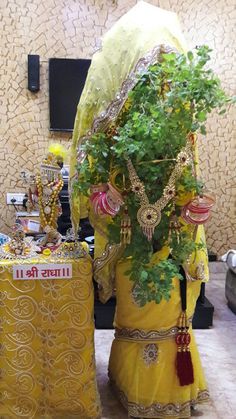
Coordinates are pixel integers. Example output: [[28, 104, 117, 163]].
[[137, 205, 161, 241], [44, 206, 51, 214]]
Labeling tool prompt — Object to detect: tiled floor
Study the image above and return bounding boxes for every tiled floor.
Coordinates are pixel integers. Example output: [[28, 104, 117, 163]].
[[95, 263, 236, 418]]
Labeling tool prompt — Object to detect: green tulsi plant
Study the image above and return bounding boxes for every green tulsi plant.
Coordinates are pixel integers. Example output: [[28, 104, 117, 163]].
[[75, 46, 233, 306]]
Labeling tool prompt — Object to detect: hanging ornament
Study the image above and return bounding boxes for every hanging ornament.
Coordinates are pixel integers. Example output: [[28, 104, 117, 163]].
[[169, 211, 181, 244], [36, 174, 63, 231], [175, 311, 194, 386], [120, 206, 132, 244], [137, 205, 161, 241], [127, 140, 193, 241]]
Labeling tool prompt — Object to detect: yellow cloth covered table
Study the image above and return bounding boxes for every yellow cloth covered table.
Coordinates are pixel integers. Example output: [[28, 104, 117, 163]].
[[0, 256, 101, 419]]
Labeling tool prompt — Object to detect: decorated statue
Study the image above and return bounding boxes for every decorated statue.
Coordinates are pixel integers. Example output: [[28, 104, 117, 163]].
[[0, 223, 37, 259], [26, 143, 66, 248], [70, 2, 234, 418]]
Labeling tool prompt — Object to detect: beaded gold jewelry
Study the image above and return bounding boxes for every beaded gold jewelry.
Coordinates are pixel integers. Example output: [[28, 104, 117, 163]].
[[127, 141, 192, 240], [119, 174, 132, 245], [36, 174, 63, 232], [120, 206, 132, 244]]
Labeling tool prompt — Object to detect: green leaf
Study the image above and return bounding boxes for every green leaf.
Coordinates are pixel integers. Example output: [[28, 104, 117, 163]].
[[218, 108, 226, 115], [200, 125, 207, 135], [196, 111, 207, 122], [162, 52, 176, 61], [140, 270, 148, 281], [187, 51, 194, 61]]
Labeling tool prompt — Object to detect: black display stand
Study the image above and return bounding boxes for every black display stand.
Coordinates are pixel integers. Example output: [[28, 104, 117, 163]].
[[192, 283, 214, 329]]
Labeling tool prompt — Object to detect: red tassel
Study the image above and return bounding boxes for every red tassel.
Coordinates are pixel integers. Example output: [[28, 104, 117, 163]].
[[176, 351, 187, 386], [175, 312, 194, 386], [184, 350, 194, 384]]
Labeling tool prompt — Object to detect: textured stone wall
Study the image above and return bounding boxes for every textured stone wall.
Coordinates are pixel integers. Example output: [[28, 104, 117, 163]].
[[1, 0, 235, 255]]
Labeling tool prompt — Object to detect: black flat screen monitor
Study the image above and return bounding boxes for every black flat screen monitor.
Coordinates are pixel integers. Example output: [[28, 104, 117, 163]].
[[49, 58, 91, 132]]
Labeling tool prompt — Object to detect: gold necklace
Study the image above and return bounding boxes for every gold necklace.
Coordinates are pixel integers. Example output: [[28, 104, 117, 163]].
[[36, 174, 63, 231], [127, 141, 192, 241]]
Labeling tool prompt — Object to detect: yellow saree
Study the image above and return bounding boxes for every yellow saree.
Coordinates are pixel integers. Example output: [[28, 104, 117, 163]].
[[70, 2, 210, 418]]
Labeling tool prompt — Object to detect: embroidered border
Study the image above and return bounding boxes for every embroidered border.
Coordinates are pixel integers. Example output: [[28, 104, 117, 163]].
[[93, 243, 124, 302], [115, 326, 178, 342], [115, 319, 193, 343], [93, 243, 124, 276], [109, 377, 210, 418], [185, 260, 207, 282]]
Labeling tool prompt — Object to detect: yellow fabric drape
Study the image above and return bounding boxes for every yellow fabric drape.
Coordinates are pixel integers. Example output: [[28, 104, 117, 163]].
[[0, 256, 101, 419]]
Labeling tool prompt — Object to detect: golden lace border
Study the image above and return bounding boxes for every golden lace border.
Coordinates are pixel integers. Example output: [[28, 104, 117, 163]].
[[93, 243, 124, 275], [115, 319, 193, 343], [93, 243, 124, 303], [109, 376, 210, 418], [76, 44, 176, 157]]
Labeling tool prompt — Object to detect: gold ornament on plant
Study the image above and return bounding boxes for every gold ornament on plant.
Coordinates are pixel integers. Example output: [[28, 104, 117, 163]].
[[127, 139, 193, 241]]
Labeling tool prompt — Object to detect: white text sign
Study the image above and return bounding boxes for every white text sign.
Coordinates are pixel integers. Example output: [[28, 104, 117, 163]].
[[13, 264, 72, 280]]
